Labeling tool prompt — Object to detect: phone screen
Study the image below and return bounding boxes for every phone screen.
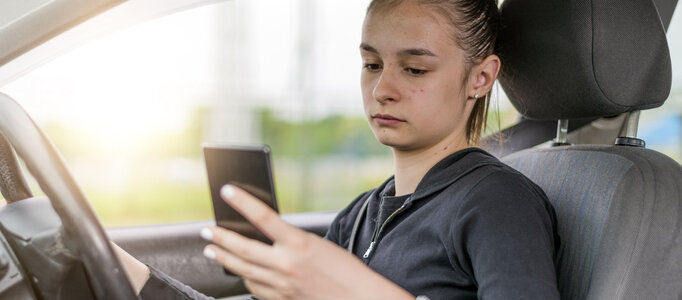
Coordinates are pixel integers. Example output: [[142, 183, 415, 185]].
[[203, 144, 278, 246]]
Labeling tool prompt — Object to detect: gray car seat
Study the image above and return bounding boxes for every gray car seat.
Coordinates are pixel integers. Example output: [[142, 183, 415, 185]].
[[495, 0, 682, 299]]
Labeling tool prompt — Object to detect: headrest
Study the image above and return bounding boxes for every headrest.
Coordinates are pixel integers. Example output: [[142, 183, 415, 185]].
[[497, 0, 672, 121]]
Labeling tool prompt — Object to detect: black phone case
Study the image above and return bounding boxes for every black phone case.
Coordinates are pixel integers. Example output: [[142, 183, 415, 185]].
[[203, 144, 278, 276]]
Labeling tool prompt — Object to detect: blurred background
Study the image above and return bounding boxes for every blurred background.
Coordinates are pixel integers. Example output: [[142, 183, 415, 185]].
[[0, 0, 680, 227]]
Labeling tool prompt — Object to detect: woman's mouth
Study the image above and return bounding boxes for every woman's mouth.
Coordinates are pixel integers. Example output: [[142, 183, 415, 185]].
[[372, 113, 406, 126]]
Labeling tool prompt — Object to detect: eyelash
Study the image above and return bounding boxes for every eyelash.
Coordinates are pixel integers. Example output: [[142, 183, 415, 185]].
[[406, 68, 428, 75], [364, 63, 382, 72], [363, 64, 429, 76]]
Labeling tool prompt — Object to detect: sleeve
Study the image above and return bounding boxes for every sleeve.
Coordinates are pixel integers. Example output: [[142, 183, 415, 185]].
[[451, 171, 560, 300], [139, 266, 217, 300]]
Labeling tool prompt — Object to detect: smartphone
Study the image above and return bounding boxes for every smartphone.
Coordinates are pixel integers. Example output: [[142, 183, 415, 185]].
[[203, 144, 278, 246]]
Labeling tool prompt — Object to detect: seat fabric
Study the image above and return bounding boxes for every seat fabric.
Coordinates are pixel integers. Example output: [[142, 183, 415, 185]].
[[502, 145, 682, 300]]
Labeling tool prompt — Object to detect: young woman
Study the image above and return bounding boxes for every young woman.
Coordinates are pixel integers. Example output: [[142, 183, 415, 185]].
[[118, 0, 561, 299]]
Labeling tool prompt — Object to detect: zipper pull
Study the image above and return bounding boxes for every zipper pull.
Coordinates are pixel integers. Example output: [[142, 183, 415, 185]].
[[363, 241, 376, 258]]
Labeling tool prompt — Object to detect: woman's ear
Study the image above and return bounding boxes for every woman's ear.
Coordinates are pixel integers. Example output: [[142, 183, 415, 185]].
[[468, 54, 500, 98]]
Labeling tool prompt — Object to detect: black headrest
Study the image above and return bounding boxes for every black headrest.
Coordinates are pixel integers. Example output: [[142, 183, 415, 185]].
[[498, 0, 672, 121]]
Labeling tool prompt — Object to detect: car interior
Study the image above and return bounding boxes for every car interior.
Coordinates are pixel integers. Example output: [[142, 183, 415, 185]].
[[0, 0, 680, 299]]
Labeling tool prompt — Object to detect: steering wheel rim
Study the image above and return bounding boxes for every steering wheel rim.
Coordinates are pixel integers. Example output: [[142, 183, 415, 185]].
[[0, 93, 138, 299]]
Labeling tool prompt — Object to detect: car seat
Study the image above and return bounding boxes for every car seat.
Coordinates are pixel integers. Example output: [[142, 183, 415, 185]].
[[495, 0, 682, 299]]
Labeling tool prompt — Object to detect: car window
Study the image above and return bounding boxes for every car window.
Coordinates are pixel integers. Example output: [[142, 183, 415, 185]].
[[0, 0, 393, 227], [0, 0, 677, 227]]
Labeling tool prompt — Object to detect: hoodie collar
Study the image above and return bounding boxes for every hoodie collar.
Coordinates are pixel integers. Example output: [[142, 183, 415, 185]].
[[372, 147, 503, 206]]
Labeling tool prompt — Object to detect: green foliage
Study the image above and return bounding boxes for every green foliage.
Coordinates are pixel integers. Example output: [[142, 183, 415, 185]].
[[258, 108, 389, 158], [258, 107, 392, 212], [36, 108, 212, 227], [87, 179, 212, 227]]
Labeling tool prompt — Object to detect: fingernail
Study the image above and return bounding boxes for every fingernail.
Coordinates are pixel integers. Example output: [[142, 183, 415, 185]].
[[221, 184, 236, 200], [200, 228, 213, 241], [203, 248, 216, 260]]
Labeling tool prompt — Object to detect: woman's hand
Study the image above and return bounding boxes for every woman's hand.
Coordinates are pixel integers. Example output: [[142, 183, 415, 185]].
[[200, 184, 414, 300]]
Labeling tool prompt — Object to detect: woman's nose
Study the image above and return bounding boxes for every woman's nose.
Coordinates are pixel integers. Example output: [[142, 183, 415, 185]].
[[373, 69, 400, 103]]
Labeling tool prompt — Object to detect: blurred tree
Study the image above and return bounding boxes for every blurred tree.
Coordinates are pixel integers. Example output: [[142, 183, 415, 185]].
[[258, 107, 388, 158]]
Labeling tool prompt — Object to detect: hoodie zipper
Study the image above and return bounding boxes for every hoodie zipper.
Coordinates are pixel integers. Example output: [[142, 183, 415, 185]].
[[363, 203, 407, 260]]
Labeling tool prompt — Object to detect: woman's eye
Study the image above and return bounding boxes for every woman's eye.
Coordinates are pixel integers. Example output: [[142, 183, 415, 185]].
[[406, 68, 428, 75], [364, 64, 382, 72]]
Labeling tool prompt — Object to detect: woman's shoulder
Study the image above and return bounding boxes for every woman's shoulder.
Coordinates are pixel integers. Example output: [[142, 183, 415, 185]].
[[444, 156, 558, 236], [457, 148, 548, 199], [424, 148, 544, 197], [432, 148, 555, 220], [476, 157, 549, 203]]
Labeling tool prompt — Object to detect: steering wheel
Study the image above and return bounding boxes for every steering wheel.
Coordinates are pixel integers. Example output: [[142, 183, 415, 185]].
[[0, 93, 138, 299]]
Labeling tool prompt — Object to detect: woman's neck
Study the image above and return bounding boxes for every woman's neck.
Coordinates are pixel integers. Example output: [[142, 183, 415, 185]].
[[392, 138, 469, 196]]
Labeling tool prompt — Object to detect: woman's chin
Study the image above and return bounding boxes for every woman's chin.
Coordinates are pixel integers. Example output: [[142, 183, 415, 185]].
[[373, 129, 431, 152], [377, 137, 419, 152]]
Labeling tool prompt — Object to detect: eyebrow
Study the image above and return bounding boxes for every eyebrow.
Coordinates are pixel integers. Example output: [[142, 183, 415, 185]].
[[398, 48, 437, 57], [360, 43, 379, 54], [359, 43, 437, 57]]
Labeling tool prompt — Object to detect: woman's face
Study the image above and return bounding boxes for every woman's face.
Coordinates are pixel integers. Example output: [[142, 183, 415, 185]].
[[361, 1, 475, 152]]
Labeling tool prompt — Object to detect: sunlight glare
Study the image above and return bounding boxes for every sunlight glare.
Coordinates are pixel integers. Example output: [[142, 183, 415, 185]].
[[3, 3, 217, 157]]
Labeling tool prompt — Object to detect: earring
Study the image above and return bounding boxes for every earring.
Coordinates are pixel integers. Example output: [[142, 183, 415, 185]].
[[474, 93, 479, 99]]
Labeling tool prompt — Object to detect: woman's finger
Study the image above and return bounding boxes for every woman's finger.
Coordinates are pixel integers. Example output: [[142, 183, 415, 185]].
[[200, 226, 278, 267], [221, 184, 303, 245], [203, 244, 282, 286]]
